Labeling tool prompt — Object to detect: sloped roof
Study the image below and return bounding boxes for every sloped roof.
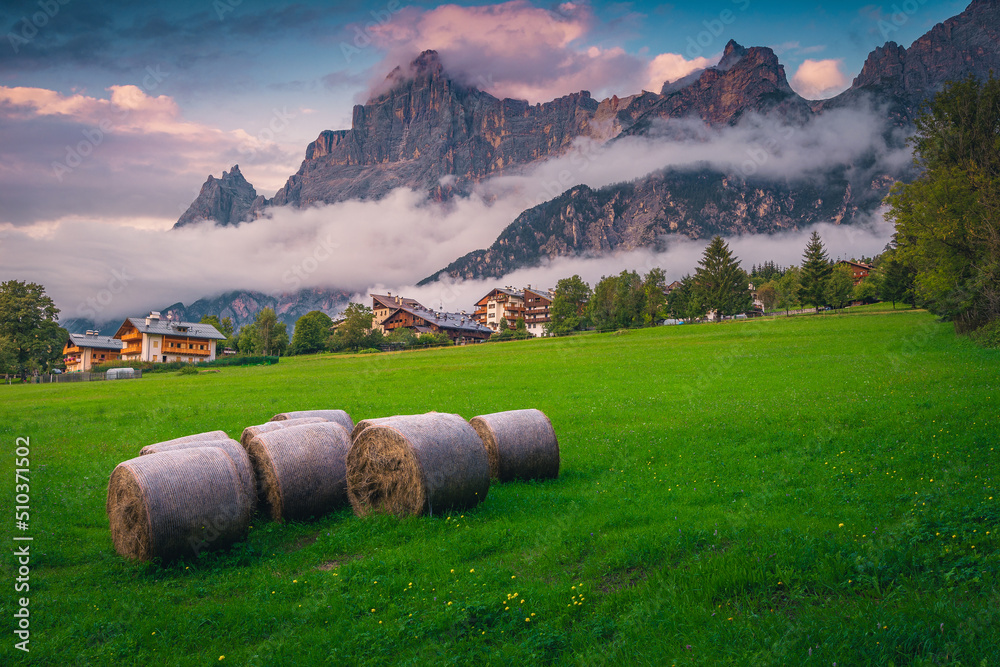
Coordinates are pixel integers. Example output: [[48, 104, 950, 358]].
[[524, 288, 554, 301], [371, 293, 425, 310], [389, 304, 492, 334], [67, 333, 123, 351], [115, 317, 226, 340]]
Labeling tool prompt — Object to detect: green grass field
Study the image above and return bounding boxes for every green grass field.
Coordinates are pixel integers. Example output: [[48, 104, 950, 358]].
[[2, 310, 998, 666]]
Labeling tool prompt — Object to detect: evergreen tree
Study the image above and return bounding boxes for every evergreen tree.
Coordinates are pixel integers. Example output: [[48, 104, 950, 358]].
[[693, 236, 752, 318], [799, 231, 832, 308]]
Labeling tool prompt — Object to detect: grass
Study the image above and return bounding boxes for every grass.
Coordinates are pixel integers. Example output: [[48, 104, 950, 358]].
[[1, 310, 998, 665]]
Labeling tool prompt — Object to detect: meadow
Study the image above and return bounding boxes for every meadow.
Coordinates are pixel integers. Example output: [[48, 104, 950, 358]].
[[1, 309, 998, 666]]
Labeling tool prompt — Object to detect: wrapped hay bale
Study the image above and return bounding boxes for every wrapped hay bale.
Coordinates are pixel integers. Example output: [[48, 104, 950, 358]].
[[153, 430, 230, 447], [349, 415, 412, 442], [246, 422, 352, 521], [347, 413, 490, 517], [106, 447, 252, 562], [469, 409, 560, 482], [270, 410, 354, 433], [138, 438, 256, 515], [240, 417, 329, 448]]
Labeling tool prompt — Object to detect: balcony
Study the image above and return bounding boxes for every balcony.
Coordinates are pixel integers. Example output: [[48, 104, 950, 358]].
[[121, 330, 143, 342]]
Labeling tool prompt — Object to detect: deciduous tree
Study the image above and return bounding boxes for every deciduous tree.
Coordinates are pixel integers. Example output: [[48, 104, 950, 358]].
[[0, 280, 66, 380]]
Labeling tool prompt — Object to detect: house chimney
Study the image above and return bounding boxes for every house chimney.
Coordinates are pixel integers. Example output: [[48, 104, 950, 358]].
[[146, 311, 160, 326]]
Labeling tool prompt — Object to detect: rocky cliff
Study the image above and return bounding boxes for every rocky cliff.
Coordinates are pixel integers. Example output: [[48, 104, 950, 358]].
[[174, 165, 263, 228]]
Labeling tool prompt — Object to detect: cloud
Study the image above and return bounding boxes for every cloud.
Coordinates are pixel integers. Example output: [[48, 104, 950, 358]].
[[366, 0, 714, 102], [0, 84, 301, 226], [0, 189, 527, 322], [479, 102, 913, 213], [644, 53, 713, 93], [790, 59, 850, 99], [371, 210, 895, 316]]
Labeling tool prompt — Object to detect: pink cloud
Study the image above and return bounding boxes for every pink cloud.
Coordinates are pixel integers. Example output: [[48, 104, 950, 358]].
[[790, 59, 849, 100], [367, 0, 705, 102], [645, 53, 713, 92]]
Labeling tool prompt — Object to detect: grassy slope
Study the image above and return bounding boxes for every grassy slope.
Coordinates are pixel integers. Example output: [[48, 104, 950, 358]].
[[1, 311, 998, 666]]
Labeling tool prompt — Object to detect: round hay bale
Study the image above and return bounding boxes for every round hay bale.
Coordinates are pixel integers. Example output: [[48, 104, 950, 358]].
[[240, 417, 329, 448], [245, 422, 352, 521], [138, 438, 256, 515], [106, 447, 252, 562], [349, 415, 413, 442], [347, 413, 490, 518], [469, 409, 560, 482], [270, 410, 354, 433], [153, 430, 230, 447]]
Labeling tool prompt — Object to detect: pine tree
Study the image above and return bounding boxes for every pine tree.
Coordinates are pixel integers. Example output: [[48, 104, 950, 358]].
[[693, 236, 752, 318], [799, 231, 832, 308]]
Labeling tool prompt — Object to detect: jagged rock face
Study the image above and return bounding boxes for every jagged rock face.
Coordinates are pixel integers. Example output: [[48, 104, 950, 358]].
[[174, 165, 258, 228], [621, 40, 812, 137], [822, 0, 1000, 119], [270, 50, 609, 208], [421, 164, 894, 283]]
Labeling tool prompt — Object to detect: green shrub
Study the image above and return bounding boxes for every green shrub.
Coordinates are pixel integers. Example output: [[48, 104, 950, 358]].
[[968, 319, 1000, 348], [178, 365, 199, 375], [357, 348, 382, 354]]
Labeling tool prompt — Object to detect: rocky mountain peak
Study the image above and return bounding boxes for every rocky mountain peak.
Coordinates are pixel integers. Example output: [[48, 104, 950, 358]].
[[717, 40, 749, 71], [852, 42, 907, 90], [174, 164, 259, 229]]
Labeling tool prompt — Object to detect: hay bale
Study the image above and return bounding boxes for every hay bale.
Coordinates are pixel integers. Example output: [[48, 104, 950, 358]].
[[347, 413, 490, 517], [469, 409, 560, 481], [138, 438, 256, 515], [153, 430, 230, 447], [240, 417, 329, 448], [106, 447, 252, 562], [270, 410, 354, 433], [245, 422, 352, 521], [349, 415, 413, 442]]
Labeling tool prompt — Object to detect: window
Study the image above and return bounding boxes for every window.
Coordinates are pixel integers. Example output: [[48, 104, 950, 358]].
[[153, 340, 159, 348]]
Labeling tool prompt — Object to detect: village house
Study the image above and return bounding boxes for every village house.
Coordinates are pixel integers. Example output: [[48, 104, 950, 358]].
[[474, 288, 526, 331], [370, 293, 426, 333], [62, 331, 123, 372], [837, 260, 872, 286], [113, 311, 226, 363], [375, 299, 492, 344], [523, 287, 555, 336]]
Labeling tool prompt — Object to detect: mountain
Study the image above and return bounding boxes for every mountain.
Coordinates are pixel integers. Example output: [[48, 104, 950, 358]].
[[62, 287, 351, 336], [819, 0, 1000, 120], [420, 164, 894, 283], [421, 0, 1000, 282], [174, 165, 264, 228], [176, 42, 817, 227]]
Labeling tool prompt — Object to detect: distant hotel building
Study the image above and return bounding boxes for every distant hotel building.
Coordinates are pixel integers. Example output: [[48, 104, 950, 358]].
[[63, 331, 123, 372], [113, 312, 226, 363]]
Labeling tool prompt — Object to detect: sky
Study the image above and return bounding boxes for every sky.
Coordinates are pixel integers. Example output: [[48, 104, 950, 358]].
[[0, 0, 970, 320]]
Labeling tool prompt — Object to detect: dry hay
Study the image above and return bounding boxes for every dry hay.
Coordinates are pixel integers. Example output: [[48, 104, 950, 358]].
[[152, 430, 230, 447], [270, 410, 354, 433], [469, 409, 560, 481], [138, 438, 256, 515], [106, 447, 252, 562], [347, 413, 490, 518], [240, 417, 328, 448], [245, 422, 352, 521], [349, 415, 418, 442]]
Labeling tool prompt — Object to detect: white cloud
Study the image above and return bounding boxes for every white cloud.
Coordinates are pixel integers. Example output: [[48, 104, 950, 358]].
[[790, 59, 850, 99]]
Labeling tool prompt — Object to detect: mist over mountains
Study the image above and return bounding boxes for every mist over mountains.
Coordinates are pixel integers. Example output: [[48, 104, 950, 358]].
[[66, 0, 1000, 331]]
